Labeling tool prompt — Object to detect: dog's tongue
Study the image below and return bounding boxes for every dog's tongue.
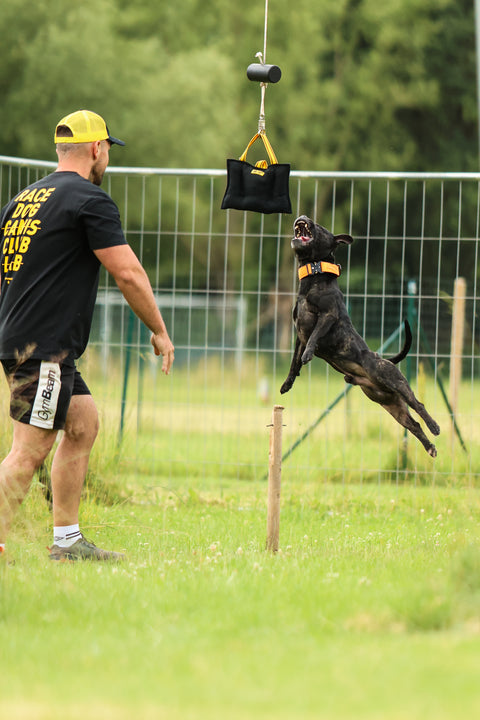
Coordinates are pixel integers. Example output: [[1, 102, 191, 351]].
[[301, 235, 310, 243]]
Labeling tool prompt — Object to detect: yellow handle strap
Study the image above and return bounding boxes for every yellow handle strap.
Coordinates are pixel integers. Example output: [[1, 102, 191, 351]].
[[239, 131, 278, 165]]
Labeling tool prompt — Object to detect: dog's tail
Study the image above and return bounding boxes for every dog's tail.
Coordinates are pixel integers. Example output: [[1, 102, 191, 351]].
[[388, 319, 412, 364]]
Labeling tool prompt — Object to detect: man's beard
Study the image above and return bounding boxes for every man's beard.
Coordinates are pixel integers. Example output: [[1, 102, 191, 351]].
[[90, 162, 105, 186]]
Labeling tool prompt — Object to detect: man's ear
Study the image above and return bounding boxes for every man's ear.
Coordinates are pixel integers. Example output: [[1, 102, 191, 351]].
[[91, 141, 101, 159], [334, 233, 353, 245]]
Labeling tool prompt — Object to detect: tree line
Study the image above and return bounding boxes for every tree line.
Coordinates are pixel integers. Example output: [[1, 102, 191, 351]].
[[1, 0, 478, 343], [1, 0, 477, 172]]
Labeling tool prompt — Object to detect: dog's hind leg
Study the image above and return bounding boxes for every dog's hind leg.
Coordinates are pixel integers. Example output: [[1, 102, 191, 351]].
[[281, 336, 305, 394], [391, 378, 440, 437], [382, 401, 437, 457], [364, 359, 440, 437]]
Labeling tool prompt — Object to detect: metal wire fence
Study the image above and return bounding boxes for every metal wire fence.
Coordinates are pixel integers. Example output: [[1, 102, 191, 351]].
[[1, 156, 479, 487]]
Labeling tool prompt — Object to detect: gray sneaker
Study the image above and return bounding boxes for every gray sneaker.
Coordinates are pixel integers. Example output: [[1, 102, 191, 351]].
[[49, 534, 125, 562]]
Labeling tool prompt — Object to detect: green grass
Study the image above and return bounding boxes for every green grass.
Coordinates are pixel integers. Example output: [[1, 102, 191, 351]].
[[75, 353, 480, 487], [4, 351, 477, 486], [1, 358, 480, 717], [2, 478, 480, 719]]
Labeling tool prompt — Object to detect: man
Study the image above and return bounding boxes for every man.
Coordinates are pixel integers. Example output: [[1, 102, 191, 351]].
[[0, 110, 174, 562]]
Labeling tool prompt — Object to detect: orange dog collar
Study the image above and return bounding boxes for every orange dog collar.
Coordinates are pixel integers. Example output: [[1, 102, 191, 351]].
[[298, 261, 341, 280]]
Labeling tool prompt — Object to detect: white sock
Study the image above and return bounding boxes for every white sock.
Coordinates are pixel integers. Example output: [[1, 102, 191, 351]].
[[53, 524, 82, 548]]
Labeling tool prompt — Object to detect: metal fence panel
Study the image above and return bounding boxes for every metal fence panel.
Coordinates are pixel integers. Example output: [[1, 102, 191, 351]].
[[1, 156, 479, 486]]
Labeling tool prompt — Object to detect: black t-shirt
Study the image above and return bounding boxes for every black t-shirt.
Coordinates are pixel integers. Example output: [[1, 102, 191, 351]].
[[0, 171, 127, 364]]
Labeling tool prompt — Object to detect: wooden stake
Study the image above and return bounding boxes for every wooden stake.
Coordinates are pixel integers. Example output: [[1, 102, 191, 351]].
[[266, 404, 284, 552]]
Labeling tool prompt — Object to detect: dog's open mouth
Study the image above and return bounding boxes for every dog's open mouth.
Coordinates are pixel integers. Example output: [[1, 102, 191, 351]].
[[294, 219, 312, 243]]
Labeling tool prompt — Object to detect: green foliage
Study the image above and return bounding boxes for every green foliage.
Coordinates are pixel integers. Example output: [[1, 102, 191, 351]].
[[0, 0, 242, 167], [0, 0, 124, 160], [1, 0, 478, 323], [0, 0, 477, 171]]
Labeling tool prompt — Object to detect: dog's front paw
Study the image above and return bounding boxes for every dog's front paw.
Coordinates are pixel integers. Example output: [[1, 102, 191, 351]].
[[301, 348, 313, 365]]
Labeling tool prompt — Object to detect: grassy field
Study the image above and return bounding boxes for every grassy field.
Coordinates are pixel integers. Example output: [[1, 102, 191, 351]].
[[2, 477, 480, 719], [1, 359, 480, 718], [74, 351, 480, 487]]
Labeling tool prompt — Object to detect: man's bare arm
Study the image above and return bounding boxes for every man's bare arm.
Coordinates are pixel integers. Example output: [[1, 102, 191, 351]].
[[94, 244, 174, 374]]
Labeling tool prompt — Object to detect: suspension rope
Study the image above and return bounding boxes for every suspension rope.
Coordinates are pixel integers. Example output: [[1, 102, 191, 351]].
[[258, 0, 269, 133], [263, 0, 269, 64]]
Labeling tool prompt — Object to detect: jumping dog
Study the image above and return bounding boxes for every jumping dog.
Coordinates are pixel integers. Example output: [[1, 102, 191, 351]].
[[280, 215, 440, 457]]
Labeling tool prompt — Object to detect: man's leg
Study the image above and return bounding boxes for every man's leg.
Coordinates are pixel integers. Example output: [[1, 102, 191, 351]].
[[0, 421, 57, 542], [50, 393, 99, 527], [49, 392, 124, 561]]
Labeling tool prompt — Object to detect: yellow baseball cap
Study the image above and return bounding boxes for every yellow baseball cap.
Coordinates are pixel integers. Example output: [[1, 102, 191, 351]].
[[54, 109, 125, 146]]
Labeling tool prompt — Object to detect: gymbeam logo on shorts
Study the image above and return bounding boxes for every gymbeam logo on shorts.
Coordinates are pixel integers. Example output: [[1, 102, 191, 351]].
[[31, 362, 61, 429]]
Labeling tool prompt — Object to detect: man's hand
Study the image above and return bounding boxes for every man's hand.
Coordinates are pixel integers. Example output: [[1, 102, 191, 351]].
[[151, 332, 175, 375]]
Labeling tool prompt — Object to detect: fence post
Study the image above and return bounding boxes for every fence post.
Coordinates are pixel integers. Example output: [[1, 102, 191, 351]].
[[266, 405, 284, 552], [402, 279, 418, 468], [449, 277, 466, 442]]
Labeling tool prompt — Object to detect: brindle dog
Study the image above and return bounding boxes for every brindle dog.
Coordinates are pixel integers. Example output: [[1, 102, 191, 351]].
[[280, 215, 440, 457]]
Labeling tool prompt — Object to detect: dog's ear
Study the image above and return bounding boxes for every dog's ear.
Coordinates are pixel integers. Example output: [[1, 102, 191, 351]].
[[334, 233, 353, 245]]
